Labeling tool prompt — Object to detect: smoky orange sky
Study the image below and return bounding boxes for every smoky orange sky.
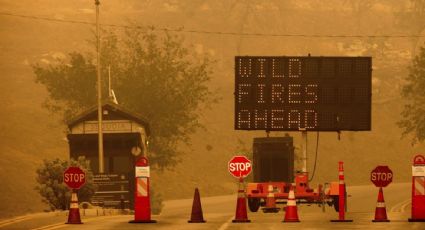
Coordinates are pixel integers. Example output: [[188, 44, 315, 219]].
[[0, 0, 424, 218]]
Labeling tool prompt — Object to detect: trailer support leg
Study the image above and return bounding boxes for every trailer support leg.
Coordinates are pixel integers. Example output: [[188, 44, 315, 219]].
[[301, 131, 307, 173]]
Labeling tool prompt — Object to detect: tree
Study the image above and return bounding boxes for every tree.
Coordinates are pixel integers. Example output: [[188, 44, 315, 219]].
[[33, 28, 217, 169], [35, 157, 96, 211], [398, 46, 425, 143], [394, 0, 425, 57]]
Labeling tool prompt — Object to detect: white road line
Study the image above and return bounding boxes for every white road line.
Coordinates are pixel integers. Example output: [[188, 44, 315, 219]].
[[390, 199, 410, 212], [217, 215, 234, 230], [389, 200, 401, 212], [0, 215, 30, 228], [31, 222, 64, 230], [400, 200, 411, 213], [31, 215, 119, 230]]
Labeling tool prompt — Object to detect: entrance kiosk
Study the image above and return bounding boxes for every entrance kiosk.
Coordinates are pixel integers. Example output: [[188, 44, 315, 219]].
[[67, 102, 150, 209]]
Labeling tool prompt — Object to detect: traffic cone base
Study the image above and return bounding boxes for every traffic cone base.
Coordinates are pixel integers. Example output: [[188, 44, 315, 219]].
[[188, 188, 206, 223], [232, 219, 251, 223], [372, 219, 390, 222], [66, 211, 83, 224], [283, 210, 300, 223], [330, 219, 353, 222], [408, 218, 425, 222], [189, 220, 206, 223], [282, 219, 300, 223], [128, 220, 157, 224]]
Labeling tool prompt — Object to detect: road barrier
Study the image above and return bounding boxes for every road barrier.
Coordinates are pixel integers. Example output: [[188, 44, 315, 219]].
[[409, 154, 425, 222], [129, 156, 156, 224]]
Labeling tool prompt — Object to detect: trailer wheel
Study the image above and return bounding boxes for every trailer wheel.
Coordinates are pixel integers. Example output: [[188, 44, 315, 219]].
[[248, 198, 260, 212], [332, 196, 339, 212], [319, 191, 326, 212]]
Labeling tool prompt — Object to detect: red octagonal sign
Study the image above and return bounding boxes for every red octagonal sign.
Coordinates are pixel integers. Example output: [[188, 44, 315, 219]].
[[228, 155, 252, 178], [63, 167, 86, 189], [370, 165, 393, 187]]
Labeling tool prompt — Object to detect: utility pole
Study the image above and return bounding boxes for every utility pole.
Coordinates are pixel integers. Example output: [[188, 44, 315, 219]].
[[95, 0, 104, 173]]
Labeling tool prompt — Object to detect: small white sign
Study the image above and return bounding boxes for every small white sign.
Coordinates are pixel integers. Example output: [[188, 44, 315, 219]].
[[136, 166, 150, 177], [412, 166, 425, 177]]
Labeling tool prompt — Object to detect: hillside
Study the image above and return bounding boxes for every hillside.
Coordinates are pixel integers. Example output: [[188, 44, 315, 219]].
[[1, 0, 425, 218]]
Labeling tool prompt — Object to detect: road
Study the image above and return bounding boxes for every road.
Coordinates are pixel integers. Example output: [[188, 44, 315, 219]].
[[1, 183, 424, 230]]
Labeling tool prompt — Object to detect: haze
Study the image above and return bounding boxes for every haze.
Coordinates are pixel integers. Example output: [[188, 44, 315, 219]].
[[0, 0, 423, 218]]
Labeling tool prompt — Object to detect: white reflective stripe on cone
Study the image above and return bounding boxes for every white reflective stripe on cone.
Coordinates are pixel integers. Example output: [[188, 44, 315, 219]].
[[71, 193, 78, 201], [268, 185, 273, 192], [70, 203, 79, 209], [339, 180, 345, 184], [376, 202, 386, 208], [287, 200, 296, 206]]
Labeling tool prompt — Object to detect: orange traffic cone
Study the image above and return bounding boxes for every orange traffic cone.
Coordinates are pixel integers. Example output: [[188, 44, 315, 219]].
[[232, 178, 251, 223], [66, 191, 82, 224], [283, 186, 300, 223], [262, 184, 280, 213], [372, 187, 390, 222], [188, 188, 206, 223]]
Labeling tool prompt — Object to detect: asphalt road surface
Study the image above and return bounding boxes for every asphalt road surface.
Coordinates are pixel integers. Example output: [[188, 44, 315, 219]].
[[1, 183, 424, 230]]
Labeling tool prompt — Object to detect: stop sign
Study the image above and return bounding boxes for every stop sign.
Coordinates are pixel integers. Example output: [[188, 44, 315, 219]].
[[63, 167, 86, 189], [370, 165, 393, 187], [228, 155, 252, 178]]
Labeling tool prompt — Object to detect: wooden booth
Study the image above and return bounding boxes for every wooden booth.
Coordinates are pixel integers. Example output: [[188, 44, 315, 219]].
[[67, 102, 150, 209]]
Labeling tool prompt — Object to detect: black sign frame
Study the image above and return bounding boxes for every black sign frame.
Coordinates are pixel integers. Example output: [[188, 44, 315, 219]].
[[234, 56, 372, 131]]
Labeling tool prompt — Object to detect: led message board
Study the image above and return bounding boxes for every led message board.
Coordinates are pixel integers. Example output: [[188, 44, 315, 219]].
[[235, 56, 372, 131]]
